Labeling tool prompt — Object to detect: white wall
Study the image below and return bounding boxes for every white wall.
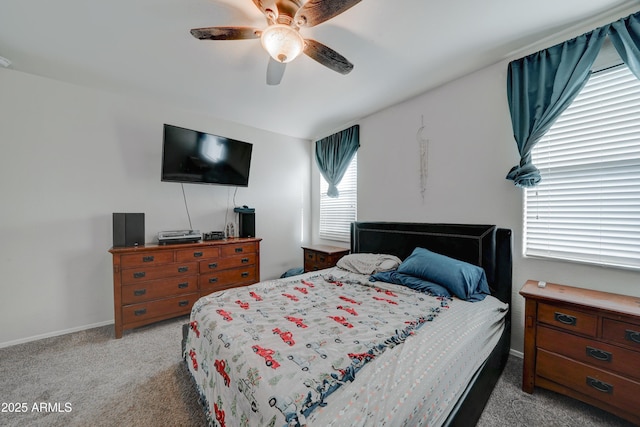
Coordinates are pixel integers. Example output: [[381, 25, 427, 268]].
[[355, 61, 640, 353], [4, 34, 640, 354], [0, 69, 311, 347]]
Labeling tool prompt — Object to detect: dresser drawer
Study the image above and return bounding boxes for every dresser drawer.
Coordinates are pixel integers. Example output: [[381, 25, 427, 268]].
[[200, 266, 257, 294], [537, 326, 639, 380], [200, 253, 256, 272], [304, 250, 317, 263], [220, 242, 256, 257], [315, 252, 331, 264], [603, 318, 640, 351], [304, 259, 319, 272], [175, 247, 220, 262], [537, 349, 640, 413], [121, 251, 174, 268], [121, 262, 198, 284], [122, 293, 200, 324], [121, 276, 198, 304], [538, 303, 597, 337], [304, 260, 333, 272], [303, 251, 337, 271]]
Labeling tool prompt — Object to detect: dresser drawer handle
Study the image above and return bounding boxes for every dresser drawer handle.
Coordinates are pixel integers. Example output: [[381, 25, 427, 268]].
[[178, 300, 189, 307], [178, 282, 189, 289], [586, 346, 612, 362], [319, 256, 326, 262], [307, 253, 314, 259], [241, 257, 249, 263], [142, 256, 154, 263], [133, 272, 146, 279], [554, 312, 577, 326], [586, 377, 613, 394], [178, 266, 189, 273], [134, 308, 147, 316], [209, 277, 218, 284], [133, 289, 147, 296], [625, 329, 640, 344], [241, 272, 249, 278], [208, 262, 218, 269], [193, 251, 203, 257], [235, 247, 243, 253]]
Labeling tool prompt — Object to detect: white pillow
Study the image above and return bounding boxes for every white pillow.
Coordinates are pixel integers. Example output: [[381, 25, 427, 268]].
[[336, 253, 402, 275]]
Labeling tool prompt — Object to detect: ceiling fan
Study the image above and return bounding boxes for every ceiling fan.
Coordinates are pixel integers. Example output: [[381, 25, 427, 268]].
[[190, 0, 361, 85]]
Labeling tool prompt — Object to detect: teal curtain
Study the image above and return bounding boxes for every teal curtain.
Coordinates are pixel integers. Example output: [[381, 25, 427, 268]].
[[505, 27, 607, 187], [506, 11, 640, 187], [609, 12, 640, 80], [315, 125, 359, 198]]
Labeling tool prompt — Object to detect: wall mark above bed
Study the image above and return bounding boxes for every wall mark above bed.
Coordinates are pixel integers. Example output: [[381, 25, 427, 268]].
[[417, 115, 429, 203]]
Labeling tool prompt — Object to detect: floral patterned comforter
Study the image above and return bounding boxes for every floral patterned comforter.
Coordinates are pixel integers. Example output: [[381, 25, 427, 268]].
[[183, 268, 507, 427]]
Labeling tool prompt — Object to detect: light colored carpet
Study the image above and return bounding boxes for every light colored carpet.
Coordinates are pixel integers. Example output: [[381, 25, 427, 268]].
[[0, 316, 636, 427], [477, 355, 636, 427], [0, 316, 206, 427]]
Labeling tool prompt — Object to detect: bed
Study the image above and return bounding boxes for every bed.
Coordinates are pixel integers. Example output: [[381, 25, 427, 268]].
[[182, 222, 512, 427]]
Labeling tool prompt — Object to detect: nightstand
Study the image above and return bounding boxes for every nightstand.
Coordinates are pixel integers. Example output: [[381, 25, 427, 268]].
[[520, 280, 640, 425], [302, 245, 350, 272]]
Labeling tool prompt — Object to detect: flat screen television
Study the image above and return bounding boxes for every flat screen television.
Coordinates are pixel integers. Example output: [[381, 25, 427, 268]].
[[161, 124, 253, 187]]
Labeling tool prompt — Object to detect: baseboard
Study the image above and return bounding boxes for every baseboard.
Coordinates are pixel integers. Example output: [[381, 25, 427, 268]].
[[0, 320, 114, 349], [509, 348, 524, 359]]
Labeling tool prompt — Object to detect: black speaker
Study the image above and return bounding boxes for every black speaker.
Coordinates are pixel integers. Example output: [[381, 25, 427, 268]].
[[112, 213, 145, 247], [234, 206, 255, 238], [238, 212, 255, 238]]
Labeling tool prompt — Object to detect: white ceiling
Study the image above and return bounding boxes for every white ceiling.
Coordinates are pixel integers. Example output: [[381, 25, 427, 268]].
[[1, 0, 638, 139]]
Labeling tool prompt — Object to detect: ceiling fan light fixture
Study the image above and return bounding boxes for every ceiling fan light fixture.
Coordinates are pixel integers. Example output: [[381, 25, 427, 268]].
[[260, 24, 304, 63]]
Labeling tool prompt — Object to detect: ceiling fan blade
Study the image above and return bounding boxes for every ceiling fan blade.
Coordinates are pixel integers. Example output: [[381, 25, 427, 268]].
[[294, 0, 362, 27], [266, 58, 286, 85], [190, 27, 261, 41], [252, 0, 278, 22], [303, 39, 353, 75]]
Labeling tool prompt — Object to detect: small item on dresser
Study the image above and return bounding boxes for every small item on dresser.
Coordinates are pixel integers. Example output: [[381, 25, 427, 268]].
[[537, 280, 546, 288], [233, 206, 255, 238], [203, 231, 225, 241], [157, 229, 201, 244]]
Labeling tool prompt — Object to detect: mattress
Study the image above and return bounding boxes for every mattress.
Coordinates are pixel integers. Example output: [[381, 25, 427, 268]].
[[183, 267, 508, 427]]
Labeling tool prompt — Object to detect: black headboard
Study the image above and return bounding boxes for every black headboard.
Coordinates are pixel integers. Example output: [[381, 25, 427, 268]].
[[350, 222, 512, 305]]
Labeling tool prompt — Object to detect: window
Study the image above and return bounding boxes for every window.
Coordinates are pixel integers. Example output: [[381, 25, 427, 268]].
[[319, 154, 357, 242], [523, 64, 640, 270]]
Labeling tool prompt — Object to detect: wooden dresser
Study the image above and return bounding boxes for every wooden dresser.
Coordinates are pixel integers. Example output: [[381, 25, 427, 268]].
[[109, 237, 261, 338], [520, 280, 640, 425], [302, 244, 350, 272]]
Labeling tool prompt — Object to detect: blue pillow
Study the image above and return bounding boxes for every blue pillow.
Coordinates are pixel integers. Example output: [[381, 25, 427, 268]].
[[396, 247, 490, 301], [370, 271, 451, 297]]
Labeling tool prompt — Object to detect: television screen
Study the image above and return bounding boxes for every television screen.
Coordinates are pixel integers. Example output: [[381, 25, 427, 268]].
[[161, 124, 253, 187]]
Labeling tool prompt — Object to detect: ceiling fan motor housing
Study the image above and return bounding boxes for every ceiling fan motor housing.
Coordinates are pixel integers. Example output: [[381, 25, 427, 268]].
[[274, 0, 303, 24]]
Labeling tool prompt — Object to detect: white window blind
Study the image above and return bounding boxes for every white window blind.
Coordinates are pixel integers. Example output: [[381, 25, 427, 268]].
[[524, 65, 640, 270], [319, 154, 357, 242]]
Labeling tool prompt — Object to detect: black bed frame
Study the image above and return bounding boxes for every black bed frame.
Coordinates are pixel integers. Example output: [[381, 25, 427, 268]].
[[182, 222, 512, 426], [350, 222, 512, 427]]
